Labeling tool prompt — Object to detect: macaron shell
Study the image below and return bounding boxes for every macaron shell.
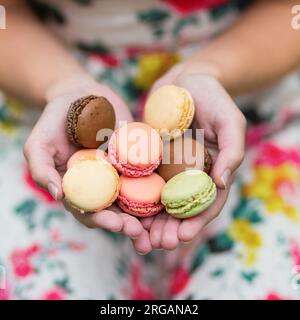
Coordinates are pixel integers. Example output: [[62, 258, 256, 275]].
[[117, 173, 165, 217], [67, 149, 109, 169], [116, 122, 162, 168], [117, 196, 164, 218], [108, 122, 163, 177], [62, 160, 120, 213], [144, 85, 195, 139], [119, 173, 165, 203], [162, 170, 216, 219], [166, 183, 216, 219], [67, 95, 115, 149]]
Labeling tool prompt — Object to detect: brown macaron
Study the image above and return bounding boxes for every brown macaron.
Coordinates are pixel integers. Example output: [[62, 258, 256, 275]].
[[67, 95, 116, 149], [158, 137, 212, 182]]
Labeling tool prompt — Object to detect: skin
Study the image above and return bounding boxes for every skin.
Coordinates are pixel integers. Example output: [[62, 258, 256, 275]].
[[1, 0, 300, 253]]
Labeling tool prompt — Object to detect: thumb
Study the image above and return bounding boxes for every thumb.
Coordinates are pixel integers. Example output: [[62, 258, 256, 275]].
[[23, 143, 63, 200], [212, 115, 246, 189]]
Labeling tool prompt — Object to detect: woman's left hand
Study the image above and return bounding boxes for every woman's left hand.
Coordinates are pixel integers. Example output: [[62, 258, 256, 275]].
[[140, 62, 246, 250]]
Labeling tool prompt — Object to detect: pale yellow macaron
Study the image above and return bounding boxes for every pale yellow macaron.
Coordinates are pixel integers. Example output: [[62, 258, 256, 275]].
[[144, 85, 195, 139], [62, 160, 120, 213]]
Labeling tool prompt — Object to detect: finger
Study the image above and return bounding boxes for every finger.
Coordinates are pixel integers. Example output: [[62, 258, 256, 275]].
[[119, 213, 144, 239], [23, 143, 63, 200], [212, 112, 246, 189], [150, 63, 184, 94], [150, 213, 168, 249], [178, 186, 230, 242], [132, 230, 152, 255], [161, 216, 180, 250], [64, 200, 123, 231], [140, 216, 155, 231]]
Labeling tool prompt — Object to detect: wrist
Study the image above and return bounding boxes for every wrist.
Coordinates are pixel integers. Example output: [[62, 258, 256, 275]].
[[179, 59, 222, 83], [45, 72, 97, 102]]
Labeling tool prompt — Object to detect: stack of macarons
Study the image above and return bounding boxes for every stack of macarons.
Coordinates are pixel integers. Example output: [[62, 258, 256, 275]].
[[62, 86, 217, 219]]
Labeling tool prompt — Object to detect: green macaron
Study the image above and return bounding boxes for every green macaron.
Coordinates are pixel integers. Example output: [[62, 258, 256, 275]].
[[161, 170, 217, 219]]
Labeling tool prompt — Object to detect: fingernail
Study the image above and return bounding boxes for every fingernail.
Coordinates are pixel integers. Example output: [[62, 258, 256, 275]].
[[48, 182, 58, 200], [221, 169, 231, 188], [137, 251, 147, 256]]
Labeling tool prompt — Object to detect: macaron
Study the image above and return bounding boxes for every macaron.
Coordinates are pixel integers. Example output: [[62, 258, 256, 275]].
[[158, 137, 212, 181], [117, 173, 165, 217], [62, 160, 120, 213], [161, 170, 217, 219], [67, 95, 115, 149], [67, 149, 109, 169], [108, 122, 163, 177], [144, 85, 195, 139]]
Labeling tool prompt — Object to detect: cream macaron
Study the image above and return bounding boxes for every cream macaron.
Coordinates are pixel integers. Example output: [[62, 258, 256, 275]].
[[144, 85, 195, 140], [62, 159, 120, 213]]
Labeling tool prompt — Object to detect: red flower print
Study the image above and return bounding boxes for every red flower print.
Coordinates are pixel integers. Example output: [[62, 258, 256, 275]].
[[24, 166, 56, 203], [0, 289, 10, 300], [254, 143, 300, 167], [128, 263, 156, 300], [10, 244, 41, 278], [163, 0, 230, 15], [290, 239, 300, 267], [263, 292, 292, 300], [89, 53, 120, 68], [169, 266, 190, 296], [40, 287, 67, 300], [0, 279, 10, 300]]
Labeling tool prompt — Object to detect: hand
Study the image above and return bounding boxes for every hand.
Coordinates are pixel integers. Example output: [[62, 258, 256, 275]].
[[142, 62, 246, 250], [23, 76, 148, 244]]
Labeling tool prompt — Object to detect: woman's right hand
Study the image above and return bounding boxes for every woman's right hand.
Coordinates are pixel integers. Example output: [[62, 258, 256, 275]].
[[23, 76, 152, 253]]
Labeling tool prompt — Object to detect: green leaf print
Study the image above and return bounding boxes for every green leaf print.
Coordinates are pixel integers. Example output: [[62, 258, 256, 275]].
[[137, 9, 170, 24], [190, 244, 209, 273], [28, 0, 66, 24], [77, 41, 110, 54], [54, 277, 72, 293], [240, 271, 259, 283], [137, 8, 170, 39], [100, 229, 124, 242], [14, 198, 38, 230], [210, 2, 235, 20], [42, 209, 65, 229], [210, 268, 225, 278], [207, 232, 234, 253], [122, 79, 143, 102], [73, 0, 93, 5], [233, 198, 263, 224], [173, 16, 198, 38]]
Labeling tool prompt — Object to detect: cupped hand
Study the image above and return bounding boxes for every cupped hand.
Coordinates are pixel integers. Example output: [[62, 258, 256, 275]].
[[142, 63, 246, 250], [23, 77, 151, 249]]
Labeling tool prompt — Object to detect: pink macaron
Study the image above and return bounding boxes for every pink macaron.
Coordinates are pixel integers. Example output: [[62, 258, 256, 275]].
[[108, 122, 163, 177], [117, 173, 165, 217]]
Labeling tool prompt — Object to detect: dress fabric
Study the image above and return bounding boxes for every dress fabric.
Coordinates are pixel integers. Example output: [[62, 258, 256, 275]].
[[1, 0, 300, 300]]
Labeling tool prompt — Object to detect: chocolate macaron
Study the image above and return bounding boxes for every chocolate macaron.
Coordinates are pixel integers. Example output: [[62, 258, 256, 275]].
[[67, 95, 116, 149], [158, 137, 212, 182]]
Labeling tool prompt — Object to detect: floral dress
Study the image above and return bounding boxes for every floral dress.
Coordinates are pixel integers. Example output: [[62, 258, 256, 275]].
[[1, 0, 300, 300]]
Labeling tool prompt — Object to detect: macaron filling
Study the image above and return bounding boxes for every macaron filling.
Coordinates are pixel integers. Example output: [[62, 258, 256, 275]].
[[165, 89, 194, 138], [164, 182, 216, 215], [117, 194, 164, 216]]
